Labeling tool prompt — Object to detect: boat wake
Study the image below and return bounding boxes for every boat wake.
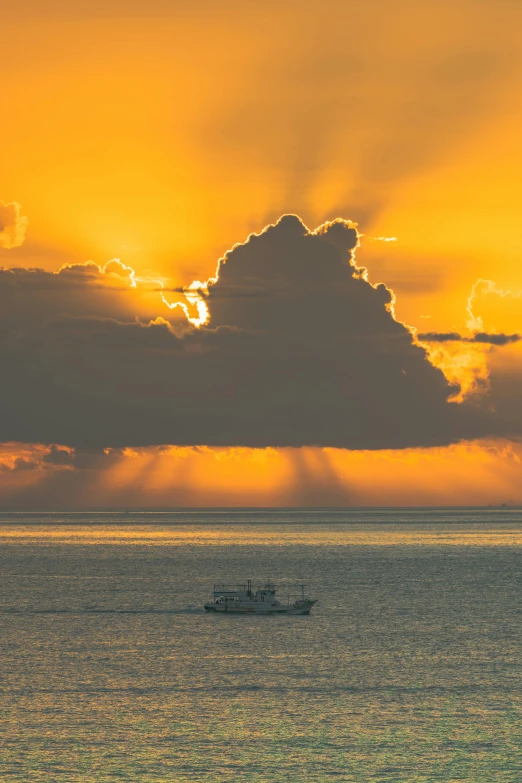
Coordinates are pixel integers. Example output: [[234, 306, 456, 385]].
[[1, 606, 204, 615]]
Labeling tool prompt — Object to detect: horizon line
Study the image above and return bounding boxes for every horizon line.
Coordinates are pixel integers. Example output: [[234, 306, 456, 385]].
[[0, 505, 519, 513]]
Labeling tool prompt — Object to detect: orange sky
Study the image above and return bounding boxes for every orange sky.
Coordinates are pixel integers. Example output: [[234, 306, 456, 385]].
[[2, 0, 522, 507], [1, 440, 521, 508]]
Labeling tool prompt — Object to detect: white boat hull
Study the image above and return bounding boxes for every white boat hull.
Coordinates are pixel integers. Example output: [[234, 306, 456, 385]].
[[204, 600, 317, 615]]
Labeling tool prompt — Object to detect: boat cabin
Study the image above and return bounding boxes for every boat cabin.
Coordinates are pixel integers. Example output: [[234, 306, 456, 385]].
[[212, 581, 279, 605], [254, 584, 277, 605]]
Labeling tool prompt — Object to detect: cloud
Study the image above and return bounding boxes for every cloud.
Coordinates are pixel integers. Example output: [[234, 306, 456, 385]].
[[418, 280, 522, 401], [0, 444, 120, 476], [42, 445, 76, 466], [466, 278, 522, 335], [0, 202, 28, 249], [0, 213, 512, 451], [0, 457, 39, 472], [0, 258, 189, 329], [419, 332, 521, 346]]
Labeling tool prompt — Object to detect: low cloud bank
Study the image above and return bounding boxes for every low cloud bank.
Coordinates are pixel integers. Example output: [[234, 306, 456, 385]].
[[419, 332, 521, 346]]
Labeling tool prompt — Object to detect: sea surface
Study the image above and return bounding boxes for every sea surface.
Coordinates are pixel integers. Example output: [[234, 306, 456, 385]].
[[1, 507, 522, 782]]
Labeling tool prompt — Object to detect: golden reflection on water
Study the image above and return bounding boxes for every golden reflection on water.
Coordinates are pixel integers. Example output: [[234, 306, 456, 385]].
[[1, 524, 522, 546]]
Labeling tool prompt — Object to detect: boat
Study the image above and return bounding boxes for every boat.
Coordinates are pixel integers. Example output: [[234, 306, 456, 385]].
[[204, 580, 317, 614]]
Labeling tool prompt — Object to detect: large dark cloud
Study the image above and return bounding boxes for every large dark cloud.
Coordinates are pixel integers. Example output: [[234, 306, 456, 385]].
[[0, 214, 507, 450]]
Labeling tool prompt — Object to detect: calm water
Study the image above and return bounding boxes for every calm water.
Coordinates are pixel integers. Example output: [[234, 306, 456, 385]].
[[1, 508, 522, 782]]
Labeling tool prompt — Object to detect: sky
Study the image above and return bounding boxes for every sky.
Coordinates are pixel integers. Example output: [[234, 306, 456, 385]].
[[2, 0, 522, 507]]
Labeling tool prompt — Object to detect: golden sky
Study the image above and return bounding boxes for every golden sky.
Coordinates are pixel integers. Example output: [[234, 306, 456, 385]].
[[2, 0, 522, 507]]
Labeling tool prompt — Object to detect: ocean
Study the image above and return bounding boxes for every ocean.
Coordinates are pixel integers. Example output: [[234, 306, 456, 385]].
[[1, 508, 521, 782]]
